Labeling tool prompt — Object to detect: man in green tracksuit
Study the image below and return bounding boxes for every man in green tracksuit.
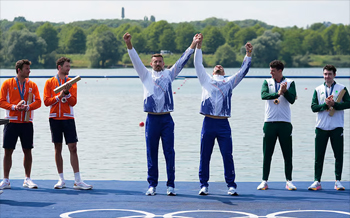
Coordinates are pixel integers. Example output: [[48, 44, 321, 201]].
[[257, 60, 297, 191], [308, 65, 350, 191]]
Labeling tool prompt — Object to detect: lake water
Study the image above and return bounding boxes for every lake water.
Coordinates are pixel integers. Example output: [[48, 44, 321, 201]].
[[0, 68, 349, 184]]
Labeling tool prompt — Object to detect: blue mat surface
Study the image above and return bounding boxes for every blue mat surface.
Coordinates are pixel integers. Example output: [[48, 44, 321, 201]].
[[0, 180, 349, 218]]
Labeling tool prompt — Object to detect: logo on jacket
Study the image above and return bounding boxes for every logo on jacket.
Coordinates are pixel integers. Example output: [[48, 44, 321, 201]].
[[14, 87, 17, 90], [321, 92, 324, 95], [29, 88, 32, 93]]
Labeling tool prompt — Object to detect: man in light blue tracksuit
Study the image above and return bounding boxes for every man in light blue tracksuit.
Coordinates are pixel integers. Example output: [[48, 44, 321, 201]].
[[123, 32, 199, 196], [194, 33, 253, 196]]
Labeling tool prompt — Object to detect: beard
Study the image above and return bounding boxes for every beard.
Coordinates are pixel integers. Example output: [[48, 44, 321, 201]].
[[154, 65, 163, 71], [214, 69, 223, 75]]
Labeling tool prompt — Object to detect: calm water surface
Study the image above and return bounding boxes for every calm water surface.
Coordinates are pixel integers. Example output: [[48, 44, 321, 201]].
[[0, 68, 349, 183]]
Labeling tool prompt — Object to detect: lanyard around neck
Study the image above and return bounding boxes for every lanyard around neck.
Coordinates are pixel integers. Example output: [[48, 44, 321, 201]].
[[56, 74, 67, 86], [274, 78, 284, 93], [325, 82, 335, 98], [15, 77, 25, 100]]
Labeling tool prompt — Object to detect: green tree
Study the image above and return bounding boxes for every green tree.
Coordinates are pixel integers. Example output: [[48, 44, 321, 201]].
[[333, 25, 350, 55], [309, 23, 326, 31], [6, 29, 46, 64], [233, 27, 257, 50], [202, 26, 225, 54], [131, 32, 148, 53], [159, 28, 176, 52], [223, 22, 240, 48], [144, 20, 174, 52], [245, 30, 281, 67], [13, 16, 27, 22], [279, 28, 304, 64], [322, 24, 337, 55], [9, 23, 27, 31], [214, 44, 238, 67], [36, 22, 59, 53], [86, 30, 121, 68], [66, 27, 86, 54], [252, 24, 266, 36], [302, 31, 325, 54], [57, 24, 74, 53], [174, 23, 196, 52]]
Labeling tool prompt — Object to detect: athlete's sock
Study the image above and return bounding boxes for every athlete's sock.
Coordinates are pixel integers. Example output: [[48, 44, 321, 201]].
[[74, 172, 81, 183], [58, 173, 65, 181]]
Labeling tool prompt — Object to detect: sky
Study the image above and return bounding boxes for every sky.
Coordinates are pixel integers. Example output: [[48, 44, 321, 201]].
[[0, 0, 349, 28]]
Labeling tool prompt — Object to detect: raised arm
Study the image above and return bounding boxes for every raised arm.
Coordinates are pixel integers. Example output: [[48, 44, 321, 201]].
[[123, 32, 149, 81], [194, 33, 211, 85], [227, 42, 253, 89], [169, 34, 199, 81]]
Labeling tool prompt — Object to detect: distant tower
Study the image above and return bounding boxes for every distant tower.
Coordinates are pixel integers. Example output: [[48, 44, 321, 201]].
[[150, 15, 155, 22], [122, 7, 125, 19]]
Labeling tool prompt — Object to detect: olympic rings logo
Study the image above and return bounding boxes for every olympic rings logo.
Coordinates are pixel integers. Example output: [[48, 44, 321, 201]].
[[60, 209, 350, 218]]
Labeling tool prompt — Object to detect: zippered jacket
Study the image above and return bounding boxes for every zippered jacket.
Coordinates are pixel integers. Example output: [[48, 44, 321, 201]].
[[194, 48, 251, 117], [44, 76, 77, 120], [0, 77, 41, 123]]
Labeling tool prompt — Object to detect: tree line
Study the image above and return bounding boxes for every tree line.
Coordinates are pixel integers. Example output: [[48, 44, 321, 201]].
[[0, 16, 349, 68]]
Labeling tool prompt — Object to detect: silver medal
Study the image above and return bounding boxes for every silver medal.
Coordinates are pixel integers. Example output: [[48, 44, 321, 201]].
[[61, 97, 67, 103]]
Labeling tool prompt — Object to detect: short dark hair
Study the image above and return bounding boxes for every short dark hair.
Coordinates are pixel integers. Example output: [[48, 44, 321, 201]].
[[56, 57, 71, 70], [151, 54, 164, 59], [323, 64, 337, 74], [15, 59, 31, 74], [269, 60, 284, 71]]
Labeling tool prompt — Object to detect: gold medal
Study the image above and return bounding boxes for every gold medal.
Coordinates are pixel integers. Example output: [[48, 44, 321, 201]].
[[274, 99, 280, 105]]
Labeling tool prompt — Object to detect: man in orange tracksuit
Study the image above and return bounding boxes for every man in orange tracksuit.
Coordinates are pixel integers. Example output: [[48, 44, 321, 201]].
[[0, 59, 41, 191], [44, 57, 92, 190]]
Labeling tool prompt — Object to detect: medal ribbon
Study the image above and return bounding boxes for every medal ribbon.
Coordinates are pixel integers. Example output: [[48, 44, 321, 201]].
[[274, 80, 281, 93], [56, 74, 67, 86], [325, 82, 335, 98], [15, 77, 25, 101]]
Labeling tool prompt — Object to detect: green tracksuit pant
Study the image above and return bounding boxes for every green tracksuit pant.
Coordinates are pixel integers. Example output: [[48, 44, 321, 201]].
[[262, 122, 293, 181], [314, 127, 343, 181]]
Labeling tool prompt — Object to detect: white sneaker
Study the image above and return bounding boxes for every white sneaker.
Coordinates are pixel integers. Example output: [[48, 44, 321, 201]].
[[23, 178, 38, 189], [286, 181, 297, 190], [0, 180, 11, 189], [54, 180, 66, 189], [145, 186, 156, 196], [257, 181, 268, 190], [228, 187, 238, 196], [335, 180, 345, 191], [198, 186, 208, 195], [308, 181, 321, 191], [73, 181, 93, 190], [167, 186, 176, 196]]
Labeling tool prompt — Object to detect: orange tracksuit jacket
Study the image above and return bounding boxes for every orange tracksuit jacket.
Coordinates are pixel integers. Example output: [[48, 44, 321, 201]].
[[0, 77, 41, 123], [43, 76, 77, 120]]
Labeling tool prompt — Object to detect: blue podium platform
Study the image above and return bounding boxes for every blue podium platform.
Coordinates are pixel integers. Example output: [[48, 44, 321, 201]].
[[0, 180, 349, 218]]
